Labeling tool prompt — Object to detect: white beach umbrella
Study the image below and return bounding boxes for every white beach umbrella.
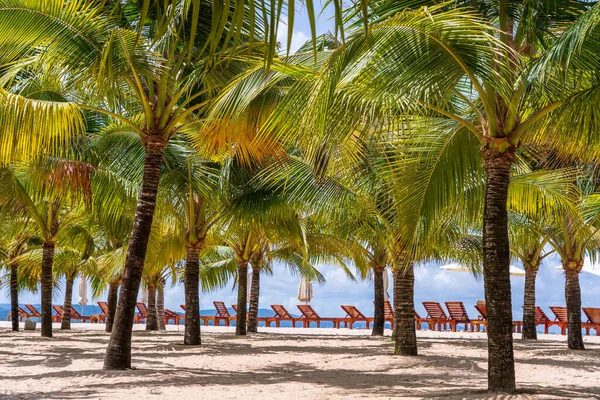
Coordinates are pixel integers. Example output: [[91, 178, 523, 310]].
[[77, 273, 88, 315], [440, 263, 526, 277], [555, 258, 600, 276], [382, 268, 390, 301], [297, 277, 313, 303], [247, 271, 252, 303]]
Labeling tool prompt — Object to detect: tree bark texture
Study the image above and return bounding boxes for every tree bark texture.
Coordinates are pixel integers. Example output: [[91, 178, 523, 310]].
[[394, 264, 417, 356], [104, 140, 165, 370], [10, 263, 19, 332], [372, 267, 385, 336], [146, 285, 158, 331], [247, 267, 260, 333], [106, 281, 119, 333], [184, 246, 201, 345], [235, 262, 248, 336], [522, 266, 538, 340], [61, 275, 75, 330], [41, 241, 55, 338], [157, 281, 165, 330], [482, 147, 516, 393], [565, 267, 584, 350]]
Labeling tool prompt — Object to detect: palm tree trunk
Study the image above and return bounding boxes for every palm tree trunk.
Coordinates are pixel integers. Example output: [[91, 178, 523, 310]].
[[106, 281, 119, 333], [146, 285, 158, 331], [157, 281, 166, 330], [247, 267, 260, 333], [522, 266, 538, 340], [104, 140, 165, 370], [565, 268, 584, 350], [391, 269, 399, 341], [10, 263, 19, 332], [236, 261, 248, 336], [61, 274, 75, 330], [184, 246, 201, 345], [482, 147, 516, 392], [41, 241, 55, 338], [372, 267, 385, 336], [394, 263, 417, 355]]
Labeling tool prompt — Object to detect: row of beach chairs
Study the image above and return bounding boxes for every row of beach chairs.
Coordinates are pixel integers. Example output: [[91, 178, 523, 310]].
[[8, 301, 600, 336]]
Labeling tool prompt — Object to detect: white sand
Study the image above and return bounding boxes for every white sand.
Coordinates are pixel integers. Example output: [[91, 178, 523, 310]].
[[0, 322, 598, 399]]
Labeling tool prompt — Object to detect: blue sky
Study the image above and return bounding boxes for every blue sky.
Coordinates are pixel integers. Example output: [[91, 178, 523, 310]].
[[4, 9, 600, 324]]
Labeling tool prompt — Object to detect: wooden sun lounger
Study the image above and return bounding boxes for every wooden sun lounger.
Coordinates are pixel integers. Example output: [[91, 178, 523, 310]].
[[231, 304, 268, 326], [180, 304, 212, 326], [383, 301, 395, 329], [268, 304, 297, 327], [414, 309, 428, 330], [422, 302, 450, 331], [446, 301, 480, 332], [582, 307, 600, 336], [53, 305, 92, 323], [339, 305, 373, 329], [213, 301, 236, 326], [97, 301, 109, 323], [135, 302, 148, 324], [297, 305, 339, 328], [29, 304, 61, 323], [475, 304, 522, 333], [7, 306, 32, 321], [549, 306, 569, 335], [164, 309, 185, 325]]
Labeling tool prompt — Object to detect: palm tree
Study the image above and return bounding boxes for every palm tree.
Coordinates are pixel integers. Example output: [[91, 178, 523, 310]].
[[0, 159, 92, 337]]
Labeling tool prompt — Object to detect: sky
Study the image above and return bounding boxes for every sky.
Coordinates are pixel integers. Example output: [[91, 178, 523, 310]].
[[4, 8, 600, 324]]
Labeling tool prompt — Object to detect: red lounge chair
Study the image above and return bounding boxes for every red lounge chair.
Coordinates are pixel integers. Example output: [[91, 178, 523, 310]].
[[383, 301, 395, 329], [445, 301, 476, 332], [296, 305, 339, 328], [29, 304, 61, 323], [164, 309, 185, 325], [549, 306, 569, 335], [53, 305, 92, 322], [340, 305, 373, 329], [475, 304, 522, 333], [414, 309, 428, 330], [582, 307, 600, 336], [422, 302, 450, 331], [269, 304, 297, 327], [231, 304, 268, 326], [97, 301, 109, 323], [7, 306, 32, 321], [213, 301, 236, 326], [180, 304, 212, 326], [135, 302, 148, 324]]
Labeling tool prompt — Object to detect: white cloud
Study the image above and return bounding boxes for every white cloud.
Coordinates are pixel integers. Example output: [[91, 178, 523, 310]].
[[276, 20, 310, 54]]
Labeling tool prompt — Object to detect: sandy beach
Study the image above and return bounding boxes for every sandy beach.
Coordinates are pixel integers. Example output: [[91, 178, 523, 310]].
[[0, 323, 598, 399]]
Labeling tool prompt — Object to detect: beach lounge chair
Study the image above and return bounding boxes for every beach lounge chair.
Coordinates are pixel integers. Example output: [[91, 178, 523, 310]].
[[164, 309, 185, 325], [29, 304, 61, 323], [179, 304, 212, 326], [213, 301, 235, 326], [269, 304, 296, 327], [383, 301, 395, 329], [549, 306, 569, 335], [297, 305, 339, 328], [231, 304, 268, 327], [97, 301, 109, 323], [53, 305, 92, 322], [340, 305, 373, 329], [445, 301, 476, 332], [7, 306, 32, 321], [414, 309, 428, 330], [475, 304, 523, 333], [422, 302, 450, 331], [582, 307, 600, 336], [532, 306, 555, 334], [135, 302, 148, 324]]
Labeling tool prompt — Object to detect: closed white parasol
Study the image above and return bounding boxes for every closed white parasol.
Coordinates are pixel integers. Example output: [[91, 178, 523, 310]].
[[77, 273, 88, 315], [297, 277, 313, 303], [382, 268, 390, 301]]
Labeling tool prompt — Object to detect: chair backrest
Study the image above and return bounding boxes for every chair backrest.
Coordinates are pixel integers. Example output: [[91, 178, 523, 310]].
[[18, 306, 30, 316], [414, 309, 422, 319], [423, 302, 448, 319], [164, 309, 178, 317], [445, 301, 470, 320], [98, 301, 109, 315], [383, 301, 394, 319], [25, 304, 40, 316], [271, 304, 292, 318], [297, 304, 320, 319], [70, 306, 82, 318], [231, 304, 238, 313], [341, 305, 365, 319], [535, 306, 550, 323], [180, 304, 186, 311], [53, 305, 64, 316], [213, 301, 230, 317], [136, 302, 148, 317], [474, 305, 487, 320], [583, 307, 600, 324], [549, 306, 568, 322]]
